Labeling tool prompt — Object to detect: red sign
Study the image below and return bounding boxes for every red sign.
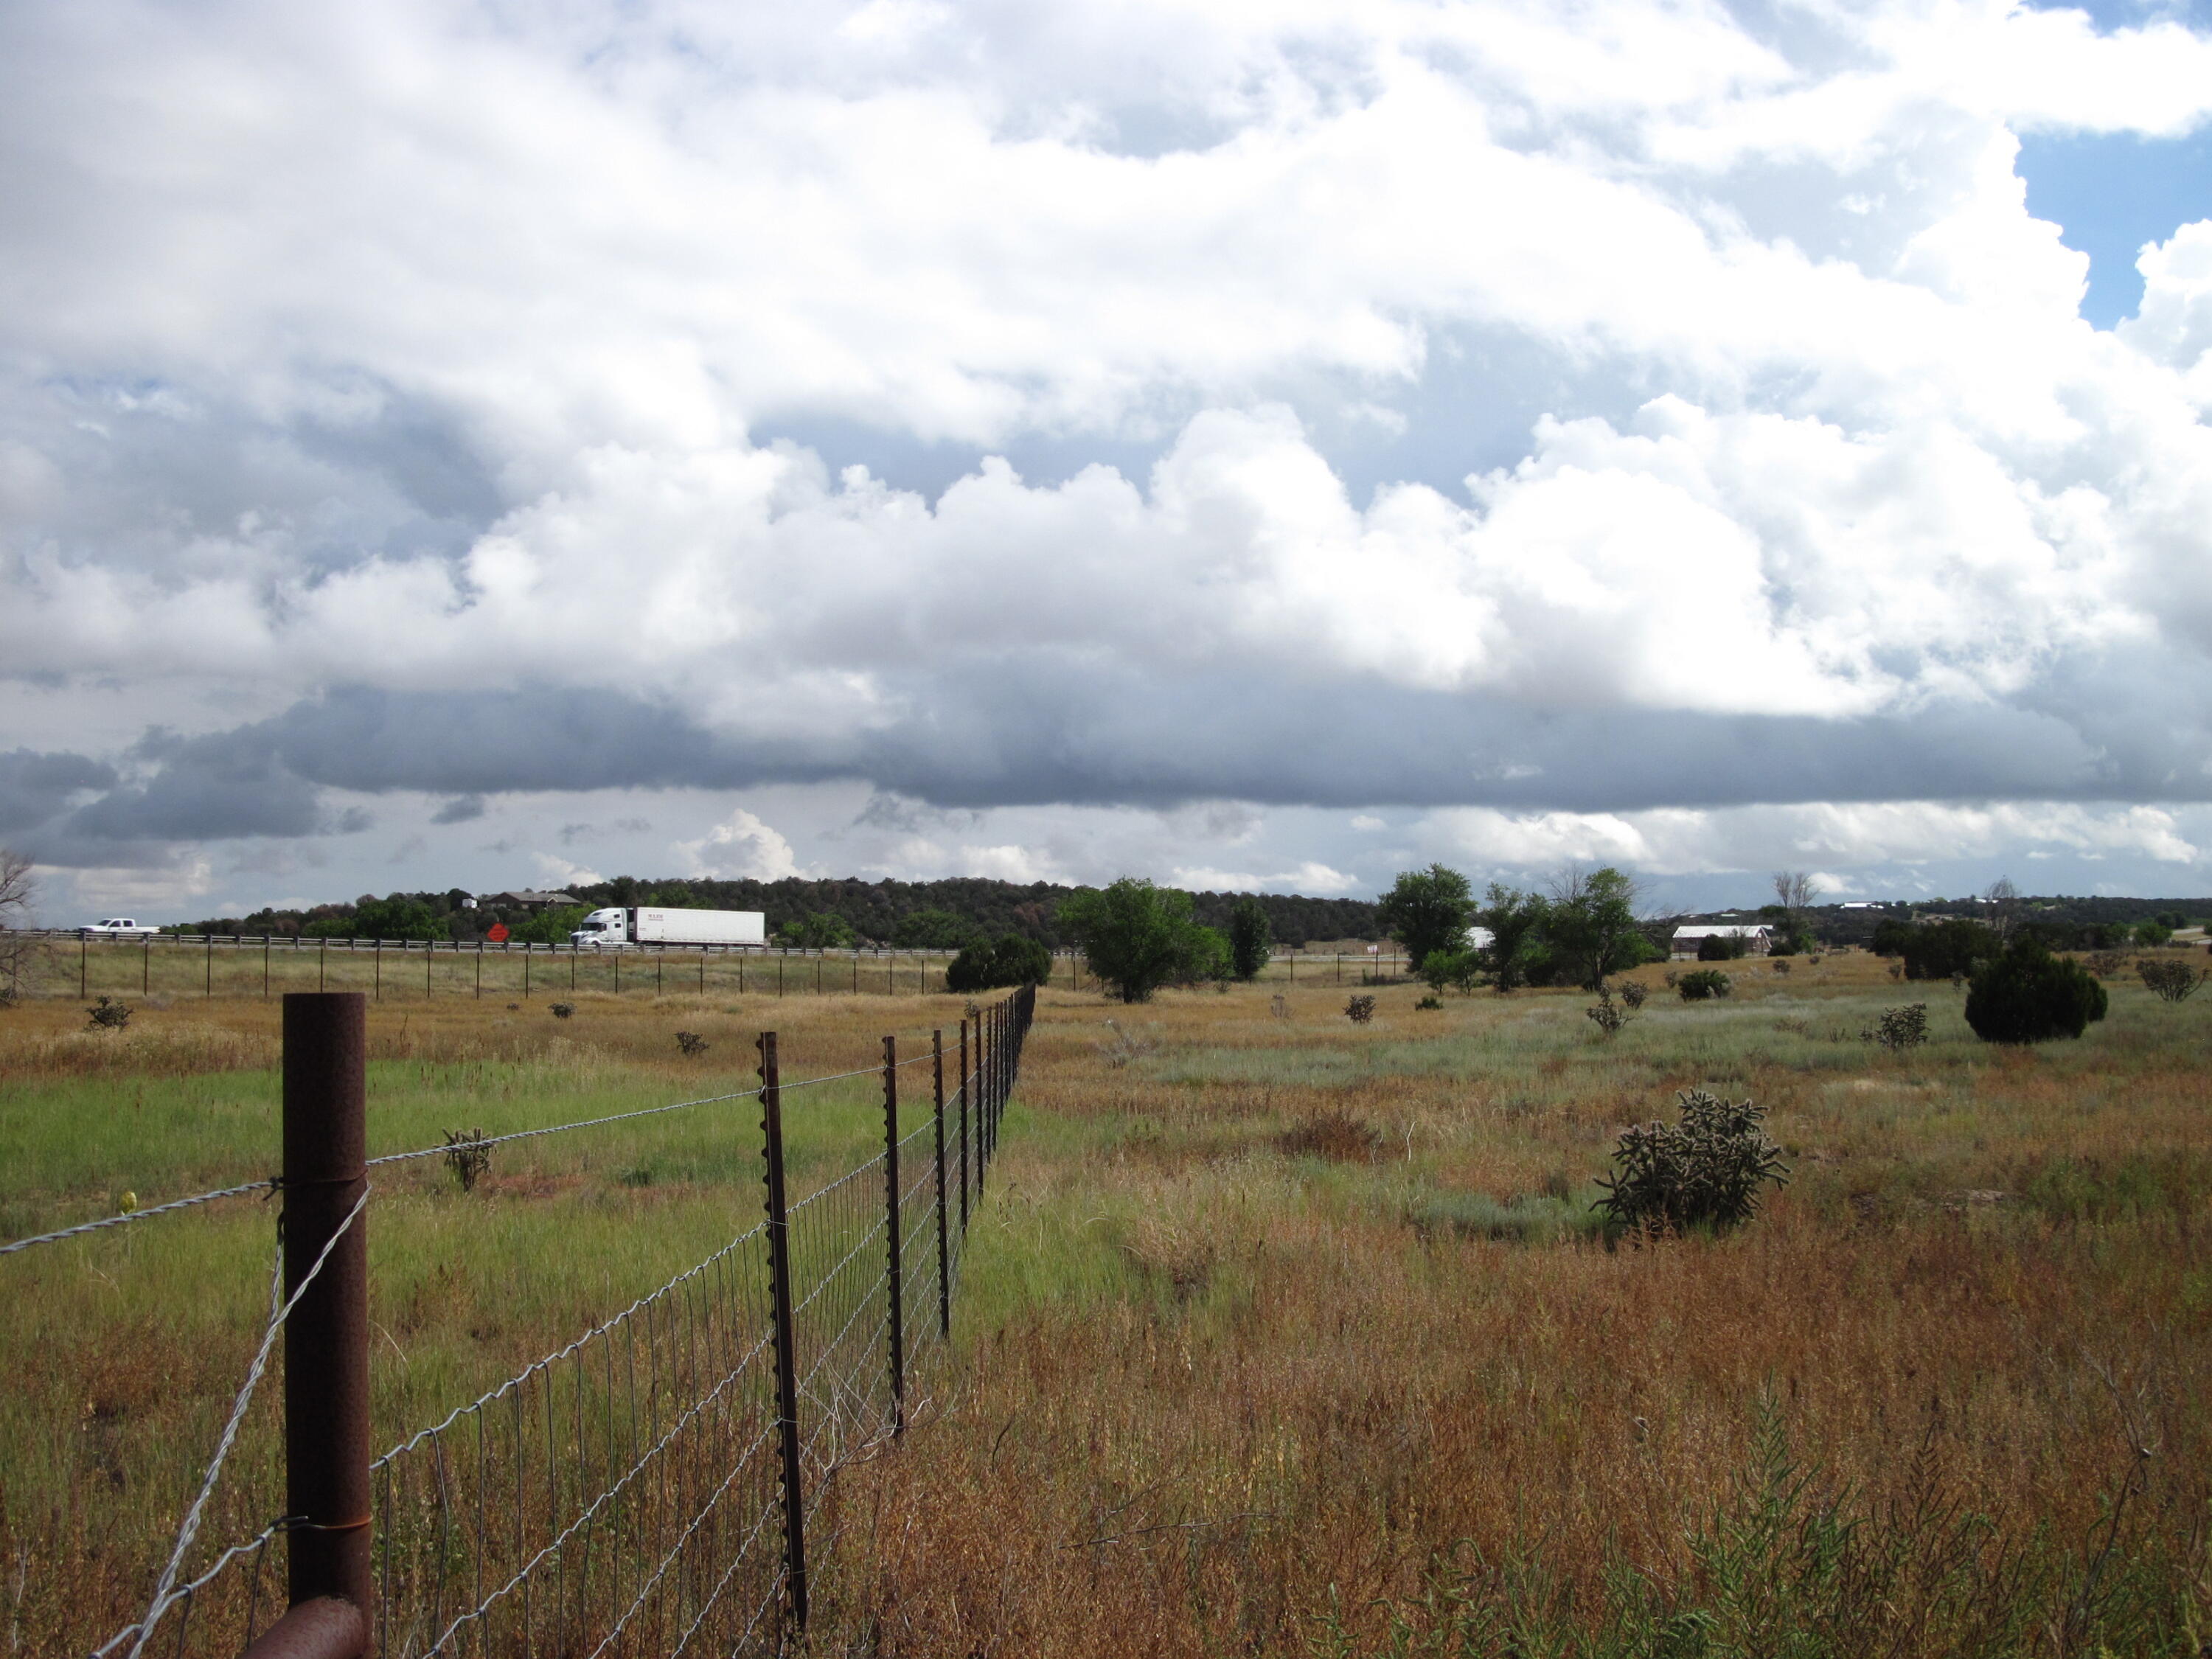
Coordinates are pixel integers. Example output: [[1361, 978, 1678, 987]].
[[487, 922, 509, 942]]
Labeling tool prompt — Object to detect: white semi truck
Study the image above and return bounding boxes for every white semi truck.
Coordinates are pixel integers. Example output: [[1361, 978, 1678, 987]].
[[569, 907, 767, 949]]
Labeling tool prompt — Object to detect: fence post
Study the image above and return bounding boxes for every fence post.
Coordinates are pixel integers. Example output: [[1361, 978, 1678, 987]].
[[277, 992, 372, 1654], [143, 936, 150, 996], [756, 1032, 809, 1634], [883, 1035, 905, 1437], [80, 934, 87, 999], [958, 1018, 970, 1231], [206, 934, 214, 998], [372, 939, 380, 1002], [933, 1029, 950, 1338]]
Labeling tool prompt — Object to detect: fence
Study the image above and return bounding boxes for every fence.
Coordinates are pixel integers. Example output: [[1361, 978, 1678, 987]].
[[15, 932, 1405, 1003], [4, 983, 1037, 1658]]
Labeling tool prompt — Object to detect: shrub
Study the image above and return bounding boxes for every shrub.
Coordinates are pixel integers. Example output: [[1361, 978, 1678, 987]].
[[2138, 957, 2206, 1003], [1697, 933, 1747, 961], [549, 1002, 575, 1019], [1345, 995, 1377, 1023], [946, 933, 1054, 993], [1278, 1109, 1383, 1162], [1964, 939, 2107, 1043], [1594, 1089, 1790, 1234], [86, 995, 132, 1031], [1677, 969, 1732, 1001], [1617, 981, 1648, 1009], [1414, 994, 1443, 1010], [1861, 1004, 1928, 1051], [675, 1031, 709, 1055]]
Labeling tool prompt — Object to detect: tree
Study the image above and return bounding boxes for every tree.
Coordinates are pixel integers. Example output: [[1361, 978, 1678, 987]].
[[894, 908, 981, 950], [304, 894, 451, 941], [1697, 932, 1747, 961], [1228, 898, 1273, 981], [1057, 878, 1217, 1003], [507, 905, 588, 945], [1901, 919, 1994, 981], [0, 847, 40, 995], [1474, 883, 1548, 992], [1419, 948, 1481, 996], [778, 911, 857, 949], [2134, 919, 2174, 947], [945, 933, 1054, 992], [1545, 866, 1656, 990], [1374, 865, 1475, 973], [1964, 937, 2107, 1043], [1982, 876, 2021, 941]]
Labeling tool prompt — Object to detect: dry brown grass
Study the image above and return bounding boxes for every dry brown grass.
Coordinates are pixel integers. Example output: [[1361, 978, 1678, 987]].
[[807, 964, 2212, 1655]]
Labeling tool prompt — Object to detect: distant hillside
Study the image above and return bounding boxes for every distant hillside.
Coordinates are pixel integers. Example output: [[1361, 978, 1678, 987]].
[[176, 874, 1385, 947]]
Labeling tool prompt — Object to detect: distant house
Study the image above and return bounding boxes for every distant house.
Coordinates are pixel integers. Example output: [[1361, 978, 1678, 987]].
[[1671, 923, 1772, 960], [493, 889, 579, 908], [1465, 926, 1495, 953]]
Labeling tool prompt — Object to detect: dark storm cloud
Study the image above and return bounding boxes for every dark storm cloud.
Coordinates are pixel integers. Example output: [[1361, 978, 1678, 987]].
[[61, 725, 325, 842], [0, 747, 116, 832]]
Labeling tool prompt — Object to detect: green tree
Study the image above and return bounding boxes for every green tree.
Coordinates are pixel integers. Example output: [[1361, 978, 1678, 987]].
[[2134, 919, 2174, 947], [945, 933, 1053, 992], [894, 908, 981, 950], [1546, 867, 1655, 990], [507, 905, 588, 945], [1902, 919, 1994, 981], [1965, 937, 2108, 1043], [304, 894, 451, 941], [779, 911, 857, 949], [1180, 925, 1232, 985], [1375, 864, 1475, 973], [1057, 878, 1214, 1003], [1228, 898, 1273, 981], [1419, 947, 1481, 995], [1475, 883, 1549, 992]]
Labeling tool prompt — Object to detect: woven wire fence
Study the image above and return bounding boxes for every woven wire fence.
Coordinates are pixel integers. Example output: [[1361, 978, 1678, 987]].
[[12, 985, 1037, 1659]]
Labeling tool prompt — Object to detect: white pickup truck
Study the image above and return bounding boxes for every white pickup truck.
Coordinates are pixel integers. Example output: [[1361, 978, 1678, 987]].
[[80, 917, 160, 938]]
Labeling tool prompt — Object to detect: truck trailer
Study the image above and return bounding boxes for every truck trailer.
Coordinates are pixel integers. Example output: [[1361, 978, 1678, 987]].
[[570, 907, 767, 949]]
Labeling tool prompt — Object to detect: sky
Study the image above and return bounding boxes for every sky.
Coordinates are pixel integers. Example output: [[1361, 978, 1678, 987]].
[[3, 0, 2212, 924]]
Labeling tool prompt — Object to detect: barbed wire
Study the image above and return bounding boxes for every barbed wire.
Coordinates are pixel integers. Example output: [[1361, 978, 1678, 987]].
[[99, 1186, 369, 1659], [3, 1051, 949, 1259], [0, 1178, 275, 1258]]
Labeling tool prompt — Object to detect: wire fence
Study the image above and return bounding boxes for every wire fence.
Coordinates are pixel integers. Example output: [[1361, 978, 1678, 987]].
[[13, 931, 1407, 1004], [13, 984, 1037, 1659]]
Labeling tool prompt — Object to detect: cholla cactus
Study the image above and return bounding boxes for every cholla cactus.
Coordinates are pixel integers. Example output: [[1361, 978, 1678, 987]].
[[1585, 984, 1632, 1036], [1594, 1089, 1789, 1233], [1344, 995, 1377, 1023], [1861, 1003, 1929, 1050]]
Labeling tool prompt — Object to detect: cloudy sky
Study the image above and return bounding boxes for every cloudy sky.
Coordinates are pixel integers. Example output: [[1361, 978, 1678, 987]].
[[4, 0, 2212, 922]]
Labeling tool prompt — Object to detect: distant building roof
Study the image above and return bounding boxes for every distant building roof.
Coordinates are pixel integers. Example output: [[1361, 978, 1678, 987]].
[[494, 889, 578, 906], [1672, 924, 1771, 939]]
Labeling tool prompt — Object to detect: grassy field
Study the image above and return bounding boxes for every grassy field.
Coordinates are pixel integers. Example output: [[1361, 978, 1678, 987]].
[[813, 952, 2212, 1656], [4, 950, 2210, 1655]]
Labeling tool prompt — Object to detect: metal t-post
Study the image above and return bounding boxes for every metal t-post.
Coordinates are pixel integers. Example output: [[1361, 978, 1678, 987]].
[[883, 1035, 905, 1436], [756, 1032, 808, 1633], [933, 1029, 950, 1337], [958, 1019, 970, 1231]]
